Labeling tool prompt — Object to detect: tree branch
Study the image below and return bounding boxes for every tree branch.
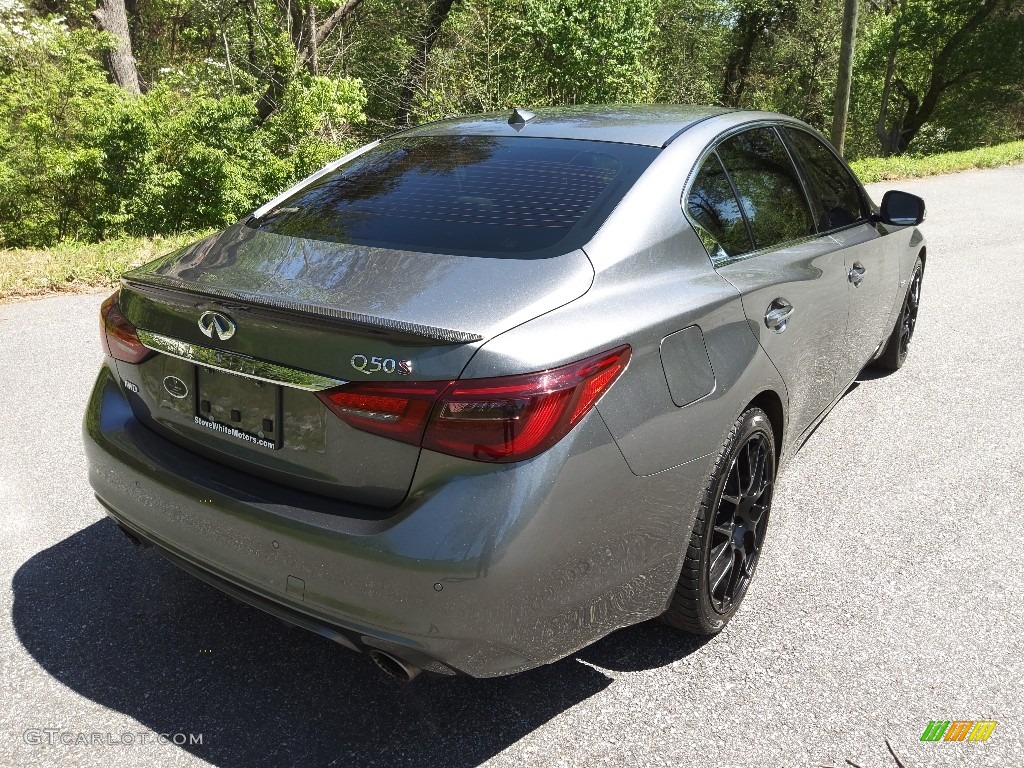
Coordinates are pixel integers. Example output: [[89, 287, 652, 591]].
[[315, 0, 367, 49]]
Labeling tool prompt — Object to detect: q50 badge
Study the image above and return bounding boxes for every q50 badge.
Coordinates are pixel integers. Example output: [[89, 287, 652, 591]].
[[351, 354, 413, 376]]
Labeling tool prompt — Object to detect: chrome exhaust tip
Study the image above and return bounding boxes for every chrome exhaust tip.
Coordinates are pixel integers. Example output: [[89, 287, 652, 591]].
[[368, 650, 421, 682]]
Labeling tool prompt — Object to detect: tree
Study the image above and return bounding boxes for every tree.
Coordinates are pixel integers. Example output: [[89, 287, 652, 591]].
[[867, 0, 1024, 155], [91, 0, 140, 94], [709, 0, 844, 135], [394, 0, 460, 126], [387, 0, 660, 126], [651, 0, 731, 106], [517, 0, 658, 106], [255, 0, 368, 122], [721, 0, 798, 106], [3, 0, 1023, 249]]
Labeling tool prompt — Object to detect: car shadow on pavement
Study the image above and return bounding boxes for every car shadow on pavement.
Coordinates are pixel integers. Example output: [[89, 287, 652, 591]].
[[796, 367, 897, 451], [12, 519, 707, 768], [854, 366, 894, 383]]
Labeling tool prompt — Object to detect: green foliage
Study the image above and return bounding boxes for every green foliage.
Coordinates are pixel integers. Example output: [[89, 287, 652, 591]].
[[386, 0, 661, 123], [415, 0, 532, 117], [743, 0, 844, 131], [516, 0, 659, 105], [0, 2, 367, 248], [267, 76, 368, 177], [1, 0, 1021, 253], [0, 3, 123, 245], [848, 0, 1024, 158], [651, 0, 732, 105], [92, 88, 267, 236]]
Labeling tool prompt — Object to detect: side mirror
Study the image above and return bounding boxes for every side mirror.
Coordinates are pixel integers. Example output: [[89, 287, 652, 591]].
[[879, 190, 926, 226]]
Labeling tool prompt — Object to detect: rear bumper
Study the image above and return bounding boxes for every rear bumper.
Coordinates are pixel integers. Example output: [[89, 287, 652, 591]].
[[103, 509, 388, 659], [84, 362, 710, 677]]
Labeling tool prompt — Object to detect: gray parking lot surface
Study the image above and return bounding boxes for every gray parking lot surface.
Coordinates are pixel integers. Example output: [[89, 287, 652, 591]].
[[1, 166, 1022, 768]]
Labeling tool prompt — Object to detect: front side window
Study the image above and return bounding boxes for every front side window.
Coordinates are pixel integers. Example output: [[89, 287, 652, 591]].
[[716, 127, 815, 251], [686, 152, 753, 259], [783, 128, 867, 231], [248, 136, 659, 258]]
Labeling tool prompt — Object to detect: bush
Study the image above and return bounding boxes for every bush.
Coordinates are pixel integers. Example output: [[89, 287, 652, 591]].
[[0, 4, 122, 245], [0, 5, 367, 248]]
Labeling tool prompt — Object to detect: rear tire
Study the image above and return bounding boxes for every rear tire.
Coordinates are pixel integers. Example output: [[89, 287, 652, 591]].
[[872, 258, 923, 371], [662, 407, 776, 635]]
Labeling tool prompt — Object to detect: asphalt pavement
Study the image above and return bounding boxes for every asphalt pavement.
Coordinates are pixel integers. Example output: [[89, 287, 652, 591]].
[[1, 166, 1022, 767]]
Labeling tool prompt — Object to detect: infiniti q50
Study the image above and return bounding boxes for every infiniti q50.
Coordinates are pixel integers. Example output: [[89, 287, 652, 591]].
[[84, 106, 926, 680]]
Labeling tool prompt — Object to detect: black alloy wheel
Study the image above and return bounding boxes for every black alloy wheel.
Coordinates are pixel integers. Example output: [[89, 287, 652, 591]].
[[662, 407, 776, 635], [898, 268, 922, 360], [707, 431, 773, 614], [874, 257, 924, 371]]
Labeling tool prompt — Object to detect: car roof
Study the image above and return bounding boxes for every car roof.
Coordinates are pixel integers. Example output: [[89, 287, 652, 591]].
[[390, 105, 738, 148]]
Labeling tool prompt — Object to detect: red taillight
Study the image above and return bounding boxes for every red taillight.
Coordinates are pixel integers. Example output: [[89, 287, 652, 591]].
[[318, 346, 630, 463], [100, 290, 153, 364], [316, 380, 453, 446], [423, 345, 631, 461]]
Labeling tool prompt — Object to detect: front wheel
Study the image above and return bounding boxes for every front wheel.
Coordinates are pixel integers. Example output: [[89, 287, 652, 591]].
[[873, 258, 923, 371], [662, 407, 776, 635]]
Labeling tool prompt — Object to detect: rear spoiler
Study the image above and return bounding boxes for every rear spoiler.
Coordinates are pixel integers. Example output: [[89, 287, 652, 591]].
[[121, 276, 484, 345]]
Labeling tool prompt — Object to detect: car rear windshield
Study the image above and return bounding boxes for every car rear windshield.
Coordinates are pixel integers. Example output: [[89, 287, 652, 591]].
[[250, 136, 660, 258]]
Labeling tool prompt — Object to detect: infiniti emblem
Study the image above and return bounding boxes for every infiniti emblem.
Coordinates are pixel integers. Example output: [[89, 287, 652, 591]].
[[163, 375, 189, 399], [198, 311, 236, 341]]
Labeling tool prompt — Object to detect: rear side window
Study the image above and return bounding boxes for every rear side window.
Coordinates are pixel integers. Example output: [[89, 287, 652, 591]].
[[716, 127, 815, 251], [249, 136, 659, 258], [783, 128, 867, 230], [686, 153, 753, 258]]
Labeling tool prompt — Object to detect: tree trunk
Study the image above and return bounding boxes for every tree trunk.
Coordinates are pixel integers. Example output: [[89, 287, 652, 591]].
[[256, 66, 289, 122], [875, 6, 903, 157], [395, 0, 459, 127], [721, 10, 768, 106], [92, 0, 141, 95], [305, 3, 320, 76], [894, 1, 998, 152], [244, 4, 257, 71]]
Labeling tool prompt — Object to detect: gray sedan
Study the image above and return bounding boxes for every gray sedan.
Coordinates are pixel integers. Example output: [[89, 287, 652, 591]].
[[84, 105, 926, 679]]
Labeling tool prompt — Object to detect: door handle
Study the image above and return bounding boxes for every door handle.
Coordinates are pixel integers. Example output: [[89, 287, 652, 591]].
[[849, 262, 866, 286], [765, 298, 793, 333]]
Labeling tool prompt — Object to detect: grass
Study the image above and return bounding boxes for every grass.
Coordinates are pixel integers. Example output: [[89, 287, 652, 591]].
[[0, 230, 209, 302], [850, 139, 1024, 183]]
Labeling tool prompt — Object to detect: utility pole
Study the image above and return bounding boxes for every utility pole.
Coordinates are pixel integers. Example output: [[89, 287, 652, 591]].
[[831, 0, 860, 156]]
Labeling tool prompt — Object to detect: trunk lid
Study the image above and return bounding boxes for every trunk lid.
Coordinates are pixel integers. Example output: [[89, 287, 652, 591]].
[[121, 223, 594, 379], [114, 225, 594, 506]]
